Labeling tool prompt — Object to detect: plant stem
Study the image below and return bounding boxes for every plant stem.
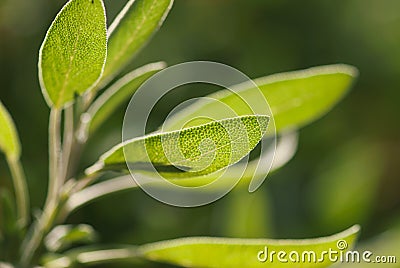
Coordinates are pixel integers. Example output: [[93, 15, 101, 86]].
[[62, 105, 74, 181], [44, 245, 140, 267], [6, 157, 29, 228], [20, 198, 60, 267], [45, 108, 63, 207], [20, 108, 63, 267]]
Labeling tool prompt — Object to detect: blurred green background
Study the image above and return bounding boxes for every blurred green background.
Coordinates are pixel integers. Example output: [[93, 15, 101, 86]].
[[1, 0, 399, 266]]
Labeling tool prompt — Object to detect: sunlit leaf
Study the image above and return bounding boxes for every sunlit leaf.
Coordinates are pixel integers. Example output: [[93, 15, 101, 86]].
[[139, 225, 360, 268], [163, 65, 357, 134], [39, 0, 107, 108], [102, 0, 173, 84], [43, 226, 360, 268], [86, 115, 268, 178], [64, 132, 297, 215], [0, 101, 21, 160]]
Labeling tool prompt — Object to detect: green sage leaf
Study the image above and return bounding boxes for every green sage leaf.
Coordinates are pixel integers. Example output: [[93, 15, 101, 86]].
[[87, 115, 268, 178], [139, 225, 360, 268], [163, 64, 358, 134], [102, 0, 173, 84], [39, 0, 107, 108], [0, 101, 21, 160]]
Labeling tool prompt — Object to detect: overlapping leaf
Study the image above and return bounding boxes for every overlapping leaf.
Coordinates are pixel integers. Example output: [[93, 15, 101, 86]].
[[87, 115, 268, 178]]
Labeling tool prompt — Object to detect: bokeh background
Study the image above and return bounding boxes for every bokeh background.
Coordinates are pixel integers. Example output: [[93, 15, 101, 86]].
[[1, 0, 399, 267]]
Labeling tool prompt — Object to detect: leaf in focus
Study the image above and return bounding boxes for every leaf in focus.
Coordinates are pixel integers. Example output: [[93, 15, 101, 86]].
[[102, 0, 173, 84], [44, 224, 97, 252], [87, 62, 166, 135], [39, 0, 107, 108], [64, 132, 297, 215], [87, 115, 269, 178], [163, 65, 358, 134], [138, 225, 360, 268], [167, 131, 298, 188], [0, 101, 21, 160]]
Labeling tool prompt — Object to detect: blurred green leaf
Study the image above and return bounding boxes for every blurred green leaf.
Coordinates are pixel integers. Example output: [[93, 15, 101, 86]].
[[138, 225, 360, 268], [0, 189, 17, 236], [218, 188, 273, 238], [102, 0, 173, 84], [308, 140, 384, 232], [163, 65, 357, 133], [86, 62, 166, 135], [0, 189, 20, 262], [86, 115, 268, 178], [44, 224, 98, 253], [39, 0, 107, 108], [0, 101, 21, 160], [0, 102, 29, 227]]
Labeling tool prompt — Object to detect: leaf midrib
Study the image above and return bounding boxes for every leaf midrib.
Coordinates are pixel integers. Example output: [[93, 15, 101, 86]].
[[57, 1, 91, 107]]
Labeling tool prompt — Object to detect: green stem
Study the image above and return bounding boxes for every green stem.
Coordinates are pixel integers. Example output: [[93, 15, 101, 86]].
[[20, 108, 63, 267], [45, 108, 63, 207], [7, 157, 29, 228], [45, 245, 140, 267], [62, 105, 74, 181], [20, 199, 60, 267]]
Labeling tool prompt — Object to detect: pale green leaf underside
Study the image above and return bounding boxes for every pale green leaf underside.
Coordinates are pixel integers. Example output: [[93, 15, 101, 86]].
[[87, 115, 269, 178], [139, 225, 360, 268], [66, 132, 297, 213], [39, 0, 107, 108], [163, 64, 358, 133], [0, 101, 21, 160], [87, 62, 166, 135], [102, 0, 173, 84], [45, 224, 97, 252]]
